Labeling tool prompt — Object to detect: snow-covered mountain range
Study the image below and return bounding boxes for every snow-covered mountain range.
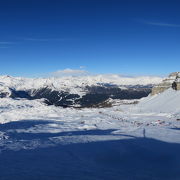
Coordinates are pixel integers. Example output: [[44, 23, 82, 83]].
[[0, 75, 163, 107]]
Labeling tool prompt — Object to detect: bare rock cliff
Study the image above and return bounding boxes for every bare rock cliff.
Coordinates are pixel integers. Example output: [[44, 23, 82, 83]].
[[152, 72, 180, 95]]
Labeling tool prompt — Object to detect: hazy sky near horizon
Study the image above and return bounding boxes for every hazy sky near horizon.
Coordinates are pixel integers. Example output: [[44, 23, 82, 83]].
[[0, 0, 180, 77]]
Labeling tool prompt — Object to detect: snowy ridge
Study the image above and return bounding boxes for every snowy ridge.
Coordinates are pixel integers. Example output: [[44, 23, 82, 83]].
[[0, 75, 163, 96]]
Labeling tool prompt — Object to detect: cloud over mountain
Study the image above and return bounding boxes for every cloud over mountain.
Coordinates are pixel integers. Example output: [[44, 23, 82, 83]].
[[50, 68, 89, 77]]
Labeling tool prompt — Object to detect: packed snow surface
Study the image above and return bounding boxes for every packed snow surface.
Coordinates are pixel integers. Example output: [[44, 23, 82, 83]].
[[0, 87, 180, 146], [134, 88, 180, 114], [0, 87, 180, 179]]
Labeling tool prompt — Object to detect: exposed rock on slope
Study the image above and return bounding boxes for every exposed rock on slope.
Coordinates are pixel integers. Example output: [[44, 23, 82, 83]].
[[0, 85, 11, 98], [151, 72, 180, 95]]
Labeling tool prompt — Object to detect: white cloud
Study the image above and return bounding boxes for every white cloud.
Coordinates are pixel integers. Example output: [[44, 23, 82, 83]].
[[79, 66, 86, 69], [50, 68, 89, 77], [136, 19, 180, 27], [0, 47, 9, 49], [145, 21, 180, 27], [0, 42, 15, 44], [23, 38, 72, 42], [24, 38, 60, 41]]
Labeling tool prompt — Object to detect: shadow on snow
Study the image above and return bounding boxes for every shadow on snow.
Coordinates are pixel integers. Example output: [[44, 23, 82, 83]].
[[0, 120, 180, 180]]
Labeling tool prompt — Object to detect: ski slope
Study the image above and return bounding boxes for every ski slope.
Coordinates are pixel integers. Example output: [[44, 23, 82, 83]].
[[0, 86, 180, 179]]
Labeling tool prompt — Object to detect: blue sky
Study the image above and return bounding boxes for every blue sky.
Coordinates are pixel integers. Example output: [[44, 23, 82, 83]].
[[0, 0, 180, 77]]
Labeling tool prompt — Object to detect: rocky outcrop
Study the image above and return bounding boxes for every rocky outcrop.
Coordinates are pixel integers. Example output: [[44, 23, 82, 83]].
[[151, 72, 180, 95], [0, 84, 11, 98]]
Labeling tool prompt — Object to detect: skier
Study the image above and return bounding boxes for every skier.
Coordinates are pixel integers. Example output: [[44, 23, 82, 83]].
[[143, 128, 146, 138]]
